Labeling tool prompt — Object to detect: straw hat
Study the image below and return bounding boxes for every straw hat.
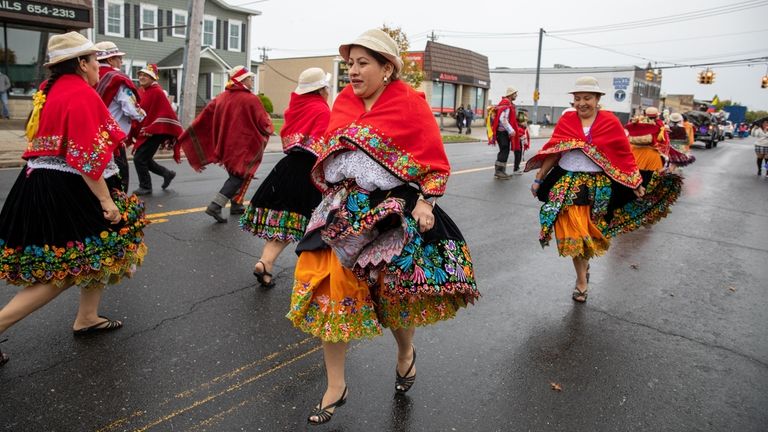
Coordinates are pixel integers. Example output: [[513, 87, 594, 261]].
[[339, 29, 403, 73], [44, 31, 99, 67], [568, 76, 605, 95], [645, 106, 660, 117], [669, 112, 683, 123], [95, 41, 126, 61], [138, 64, 159, 80], [228, 65, 255, 82], [295, 67, 331, 95], [505, 86, 518, 97]]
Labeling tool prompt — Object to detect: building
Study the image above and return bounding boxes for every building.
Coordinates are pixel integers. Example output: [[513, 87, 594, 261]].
[[94, 0, 259, 109], [490, 66, 663, 124], [0, 0, 259, 119], [664, 94, 695, 114], [258, 40, 490, 124], [0, 0, 95, 118]]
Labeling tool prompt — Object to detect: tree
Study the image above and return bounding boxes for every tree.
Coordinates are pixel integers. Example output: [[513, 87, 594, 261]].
[[0, 48, 17, 65], [746, 110, 768, 124], [380, 24, 424, 88], [258, 93, 273, 114]]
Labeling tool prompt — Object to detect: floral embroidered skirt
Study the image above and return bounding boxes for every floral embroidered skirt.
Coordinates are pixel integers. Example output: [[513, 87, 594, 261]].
[[287, 182, 479, 343], [0, 167, 148, 289], [539, 168, 682, 259], [631, 145, 664, 171], [668, 139, 696, 167], [240, 151, 321, 242]]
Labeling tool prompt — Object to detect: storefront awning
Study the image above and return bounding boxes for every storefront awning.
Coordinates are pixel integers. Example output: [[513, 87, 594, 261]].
[[0, 0, 93, 30]]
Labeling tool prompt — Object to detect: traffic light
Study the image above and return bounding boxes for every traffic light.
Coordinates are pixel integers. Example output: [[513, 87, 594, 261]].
[[697, 69, 715, 84], [762, 75, 768, 89], [655, 68, 662, 82], [645, 68, 655, 81]]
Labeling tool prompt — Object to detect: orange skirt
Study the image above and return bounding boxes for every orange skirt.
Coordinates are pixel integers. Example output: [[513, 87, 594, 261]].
[[286, 248, 472, 342], [553, 204, 610, 258], [631, 145, 664, 171]]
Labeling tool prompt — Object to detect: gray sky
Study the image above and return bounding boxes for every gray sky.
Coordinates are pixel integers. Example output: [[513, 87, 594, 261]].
[[233, 0, 767, 111]]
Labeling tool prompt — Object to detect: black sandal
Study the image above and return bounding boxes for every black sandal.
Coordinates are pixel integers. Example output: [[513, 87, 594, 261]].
[[308, 386, 347, 425], [395, 346, 416, 394], [73, 316, 123, 336], [253, 260, 276, 288], [0, 338, 9, 367], [572, 286, 588, 303]]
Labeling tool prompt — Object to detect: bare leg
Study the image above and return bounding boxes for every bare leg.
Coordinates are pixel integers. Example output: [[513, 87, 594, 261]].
[[391, 327, 416, 378], [309, 340, 348, 423], [0, 283, 68, 334], [73, 287, 121, 331], [573, 257, 589, 293], [255, 239, 290, 284]]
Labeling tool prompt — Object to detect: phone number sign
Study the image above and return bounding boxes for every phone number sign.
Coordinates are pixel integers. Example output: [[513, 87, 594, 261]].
[[0, 1, 91, 24]]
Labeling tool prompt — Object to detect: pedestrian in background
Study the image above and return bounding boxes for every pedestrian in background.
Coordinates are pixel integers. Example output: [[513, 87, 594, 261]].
[[489, 87, 526, 179], [754, 120, 768, 176], [178, 66, 273, 222], [240, 67, 330, 288], [286, 29, 479, 425], [626, 107, 669, 173], [465, 104, 474, 134], [0, 32, 149, 367], [0, 70, 11, 119], [666, 113, 696, 169], [94, 41, 145, 192], [131, 64, 182, 196], [527, 76, 681, 303], [455, 104, 465, 134]]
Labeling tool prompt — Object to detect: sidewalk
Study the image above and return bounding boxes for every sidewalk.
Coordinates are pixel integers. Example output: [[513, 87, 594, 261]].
[[0, 119, 554, 168]]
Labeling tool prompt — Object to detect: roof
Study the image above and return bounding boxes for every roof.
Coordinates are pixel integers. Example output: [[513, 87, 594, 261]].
[[211, 0, 262, 16], [424, 41, 489, 85], [157, 47, 232, 70]]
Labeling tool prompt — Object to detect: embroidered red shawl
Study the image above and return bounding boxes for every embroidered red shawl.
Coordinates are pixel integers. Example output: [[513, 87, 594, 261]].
[[178, 88, 273, 177], [280, 92, 330, 156], [313, 80, 450, 197], [134, 83, 183, 152], [524, 110, 642, 188], [490, 98, 525, 151], [23, 74, 125, 179], [96, 65, 141, 107]]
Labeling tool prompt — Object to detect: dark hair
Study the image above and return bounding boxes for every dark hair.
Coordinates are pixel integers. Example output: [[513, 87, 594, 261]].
[[43, 55, 91, 96], [355, 45, 400, 81]]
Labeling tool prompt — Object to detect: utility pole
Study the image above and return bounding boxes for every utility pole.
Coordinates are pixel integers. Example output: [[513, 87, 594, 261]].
[[533, 28, 544, 125], [179, 0, 205, 128], [428, 31, 438, 42], [257, 46, 271, 61]]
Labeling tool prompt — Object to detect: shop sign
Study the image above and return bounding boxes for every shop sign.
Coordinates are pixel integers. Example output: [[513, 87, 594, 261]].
[[0, 1, 90, 24]]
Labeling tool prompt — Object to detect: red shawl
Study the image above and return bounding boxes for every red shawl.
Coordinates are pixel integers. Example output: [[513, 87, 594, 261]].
[[280, 92, 330, 156], [95, 65, 141, 107], [625, 116, 670, 157], [524, 110, 642, 188], [178, 88, 273, 177], [490, 98, 525, 151], [23, 74, 125, 179], [134, 83, 183, 153], [313, 80, 450, 197]]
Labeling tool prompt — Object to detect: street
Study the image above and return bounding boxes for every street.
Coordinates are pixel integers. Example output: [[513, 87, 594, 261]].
[[1, 137, 767, 432]]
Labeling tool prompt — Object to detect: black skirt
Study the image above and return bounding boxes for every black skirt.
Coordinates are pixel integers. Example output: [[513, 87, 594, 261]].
[[240, 151, 321, 242], [0, 167, 148, 288]]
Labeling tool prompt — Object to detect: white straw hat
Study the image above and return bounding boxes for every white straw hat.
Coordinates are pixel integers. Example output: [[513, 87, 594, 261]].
[[94, 41, 126, 61], [44, 31, 99, 67], [644, 106, 660, 117], [295, 67, 331, 95], [138, 64, 159, 81], [339, 29, 403, 73], [505, 86, 518, 96], [669, 112, 683, 123], [568, 76, 605, 95]]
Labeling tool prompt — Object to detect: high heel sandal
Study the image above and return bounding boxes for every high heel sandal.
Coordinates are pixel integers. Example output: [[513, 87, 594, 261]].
[[252, 260, 276, 288], [308, 386, 347, 425], [395, 346, 416, 394], [0, 338, 9, 367], [572, 286, 588, 303]]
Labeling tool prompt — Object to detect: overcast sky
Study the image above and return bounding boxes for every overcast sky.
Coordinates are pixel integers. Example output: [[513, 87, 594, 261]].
[[231, 0, 767, 111]]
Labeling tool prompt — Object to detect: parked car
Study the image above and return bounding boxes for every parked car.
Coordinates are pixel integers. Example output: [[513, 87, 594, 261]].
[[685, 111, 721, 148], [720, 120, 734, 139]]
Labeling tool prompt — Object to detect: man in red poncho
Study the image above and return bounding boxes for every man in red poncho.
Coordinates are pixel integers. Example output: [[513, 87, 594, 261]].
[[132, 64, 183, 195], [94, 41, 145, 192], [177, 65, 273, 223], [490, 86, 527, 179]]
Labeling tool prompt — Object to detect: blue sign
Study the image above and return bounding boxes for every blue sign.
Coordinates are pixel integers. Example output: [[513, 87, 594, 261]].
[[614, 89, 626, 102], [613, 77, 630, 90]]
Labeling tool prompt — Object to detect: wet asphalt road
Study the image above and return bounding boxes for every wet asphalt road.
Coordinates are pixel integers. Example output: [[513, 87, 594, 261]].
[[0, 137, 767, 432]]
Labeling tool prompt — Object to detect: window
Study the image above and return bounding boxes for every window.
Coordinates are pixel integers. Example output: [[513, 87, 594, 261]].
[[431, 81, 455, 113], [105, 0, 124, 37], [211, 72, 224, 96], [0, 25, 56, 96], [474, 88, 486, 117], [172, 9, 187, 38], [203, 15, 216, 47], [129, 60, 146, 81], [228, 19, 242, 51], [140, 4, 158, 41]]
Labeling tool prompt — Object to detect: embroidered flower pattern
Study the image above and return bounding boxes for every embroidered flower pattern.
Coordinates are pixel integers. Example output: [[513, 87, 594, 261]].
[[239, 207, 308, 242], [535, 139, 642, 188], [281, 133, 325, 157]]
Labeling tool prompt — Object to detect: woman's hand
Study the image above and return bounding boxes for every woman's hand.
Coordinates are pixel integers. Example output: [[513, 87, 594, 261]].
[[412, 199, 435, 233], [633, 185, 646, 198], [101, 199, 121, 224], [530, 181, 540, 197]]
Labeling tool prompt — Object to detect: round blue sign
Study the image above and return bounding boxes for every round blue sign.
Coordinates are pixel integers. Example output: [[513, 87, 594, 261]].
[[614, 89, 626, 102]]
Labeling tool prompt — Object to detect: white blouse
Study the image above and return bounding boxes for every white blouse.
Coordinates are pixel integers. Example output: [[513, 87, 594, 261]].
[[323, 149, 404, 191], [558, 126, 602, 173]]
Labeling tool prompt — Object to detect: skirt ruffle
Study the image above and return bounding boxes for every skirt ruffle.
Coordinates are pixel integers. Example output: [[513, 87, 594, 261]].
[[669, 140, 696, 166], [240, 151, 320, 242], [603, 171, 683, 238], [0, 167, 149, 289]]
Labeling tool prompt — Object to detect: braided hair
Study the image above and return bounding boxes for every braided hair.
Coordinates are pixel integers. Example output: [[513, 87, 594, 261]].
[[25, 55, 89, 139]]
